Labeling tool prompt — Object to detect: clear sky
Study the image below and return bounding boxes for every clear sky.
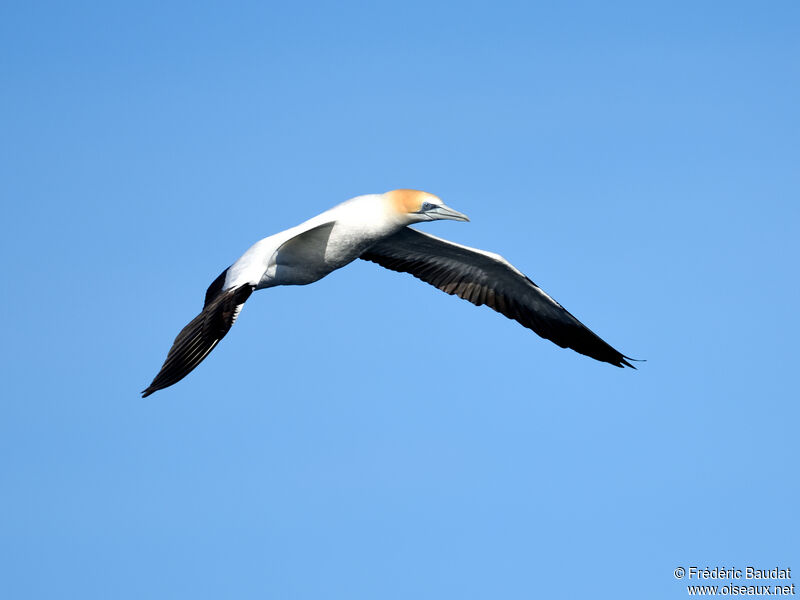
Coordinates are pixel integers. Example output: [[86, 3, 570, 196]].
[[2, 1, 798, 598]]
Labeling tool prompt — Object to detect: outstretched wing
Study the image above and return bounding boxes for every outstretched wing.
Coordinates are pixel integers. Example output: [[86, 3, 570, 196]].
[[360, 227, 634, 368], [142, 283, 255, 397]]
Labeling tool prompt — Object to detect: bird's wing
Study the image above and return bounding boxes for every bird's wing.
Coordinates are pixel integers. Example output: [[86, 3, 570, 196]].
[[360, 227, 634, 368], [141, 284, 255, 397], [204, 266, 230, 308]]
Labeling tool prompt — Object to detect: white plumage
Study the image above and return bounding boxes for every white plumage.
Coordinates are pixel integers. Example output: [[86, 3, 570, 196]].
[[142, 189, 634, 397]]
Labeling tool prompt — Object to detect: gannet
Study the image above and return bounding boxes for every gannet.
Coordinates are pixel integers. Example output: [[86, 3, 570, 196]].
[[142, 190, 635, 397]]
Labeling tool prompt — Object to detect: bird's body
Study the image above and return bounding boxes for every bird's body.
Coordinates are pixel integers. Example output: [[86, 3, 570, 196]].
[[227, 193, 406, 291], [143, 190, 635, 397]]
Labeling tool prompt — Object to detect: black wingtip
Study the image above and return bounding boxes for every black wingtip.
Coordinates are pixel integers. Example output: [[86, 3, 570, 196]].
[[620, 355, 645, 369], [141, 283, 255, 399]]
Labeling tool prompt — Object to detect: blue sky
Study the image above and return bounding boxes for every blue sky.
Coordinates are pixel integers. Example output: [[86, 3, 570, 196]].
[[1, 1, 798, 598]]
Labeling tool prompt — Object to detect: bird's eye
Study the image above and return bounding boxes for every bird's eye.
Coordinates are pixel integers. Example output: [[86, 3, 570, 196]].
[[421, 201, 435, 211]]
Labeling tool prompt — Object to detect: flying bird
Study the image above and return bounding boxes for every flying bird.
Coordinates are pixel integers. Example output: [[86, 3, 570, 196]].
[[142, 190, 635, 397]]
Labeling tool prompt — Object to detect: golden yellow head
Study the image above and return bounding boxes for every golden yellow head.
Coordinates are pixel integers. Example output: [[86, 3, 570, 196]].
[[383, 189, 470, 223], [385, 189, 442, 214]]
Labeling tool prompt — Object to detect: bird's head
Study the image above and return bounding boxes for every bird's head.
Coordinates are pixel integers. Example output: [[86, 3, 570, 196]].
[[384, 189, 469, 224]]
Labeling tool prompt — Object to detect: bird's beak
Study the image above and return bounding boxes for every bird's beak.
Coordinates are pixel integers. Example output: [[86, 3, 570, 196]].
[[427, 203, 470, 222]]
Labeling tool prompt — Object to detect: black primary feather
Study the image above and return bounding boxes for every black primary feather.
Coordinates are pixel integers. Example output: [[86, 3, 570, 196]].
[[142, 283, 255, 397], [360, 227, 635, 368]]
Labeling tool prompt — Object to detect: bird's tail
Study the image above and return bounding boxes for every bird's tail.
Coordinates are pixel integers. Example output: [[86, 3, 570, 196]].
[[141, 284, 255, 397]]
